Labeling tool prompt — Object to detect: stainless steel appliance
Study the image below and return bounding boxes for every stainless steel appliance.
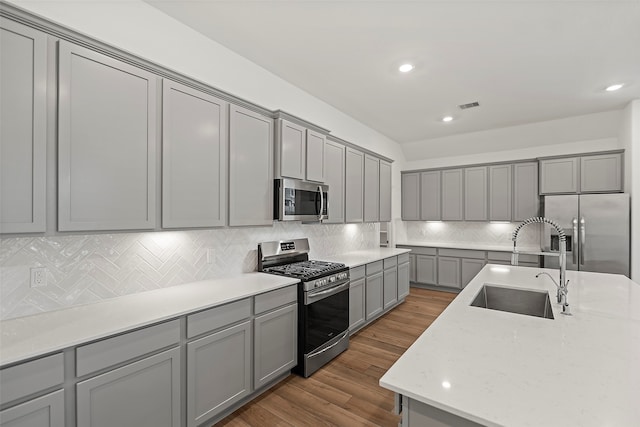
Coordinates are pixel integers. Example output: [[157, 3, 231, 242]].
[[542, 194, 630, 276], [274, 178, 328, 221], [258, 238, 349, 377]]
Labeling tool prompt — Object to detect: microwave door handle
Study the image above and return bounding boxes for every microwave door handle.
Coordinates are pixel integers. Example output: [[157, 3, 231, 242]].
[[580, 217, 585, 265], [572, 218, 578, 265], [317, 185, 324, 220]]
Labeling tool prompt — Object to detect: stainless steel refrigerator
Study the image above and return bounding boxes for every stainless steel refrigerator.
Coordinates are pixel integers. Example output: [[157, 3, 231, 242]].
[[542, 194, 630, 277]]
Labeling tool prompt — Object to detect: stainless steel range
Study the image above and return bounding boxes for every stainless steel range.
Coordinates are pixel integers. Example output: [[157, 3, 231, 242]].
[[258, 238, 349, 377]]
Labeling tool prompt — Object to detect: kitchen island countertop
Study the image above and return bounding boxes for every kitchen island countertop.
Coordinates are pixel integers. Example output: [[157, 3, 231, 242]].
[[379, 265, 640, 426]]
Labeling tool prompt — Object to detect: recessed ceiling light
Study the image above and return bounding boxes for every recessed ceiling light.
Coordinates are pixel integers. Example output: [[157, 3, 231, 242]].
[[442, 116, 453, 122], [399, 63, 414, 73], [606, 83, 624, 92]]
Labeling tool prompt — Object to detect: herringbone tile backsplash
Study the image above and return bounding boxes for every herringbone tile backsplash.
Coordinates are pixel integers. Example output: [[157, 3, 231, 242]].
[[0, 222, 378, 320]]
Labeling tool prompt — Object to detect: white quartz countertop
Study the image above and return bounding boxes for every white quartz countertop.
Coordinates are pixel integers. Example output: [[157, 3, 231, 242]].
[[380, 265, 640, 427], [396, 241, 541, 253], [323, 247, 411, 268], [0, 273, 298, 367]]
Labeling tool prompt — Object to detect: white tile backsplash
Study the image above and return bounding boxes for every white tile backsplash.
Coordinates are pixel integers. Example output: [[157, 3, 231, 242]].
[[0, 222, 378, 320]]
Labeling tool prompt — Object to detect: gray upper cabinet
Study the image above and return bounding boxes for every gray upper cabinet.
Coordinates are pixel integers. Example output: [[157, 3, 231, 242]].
[[58, 41, 157, 231], [162, 80, 227, 228], [442, 169, 464, 221], [513, 162, 539, 221], [229, 105, 274, 226], [401, 173, 420, 220], [379, 160, 392, 222], [324, 139, 346, 223], [0, 20, 47, 234], [488, 164, 512, 221], [305, 129, 326, 182], [364, 154, 380, 222], [464, 167, 487, 221], [420, 171, 441, 221], [345, 147, 364, 223], [580, 152, 623, 193], [277, 119, 305, 180], [539, 157, 579, 194]]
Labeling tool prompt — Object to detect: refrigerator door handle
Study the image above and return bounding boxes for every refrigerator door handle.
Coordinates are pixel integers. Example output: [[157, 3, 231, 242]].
[[579, 217, 586, 265], [572, 218, 578, 265]]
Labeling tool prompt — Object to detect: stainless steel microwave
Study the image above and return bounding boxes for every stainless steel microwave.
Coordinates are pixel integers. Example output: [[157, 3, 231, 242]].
[[275, 179, 328, 221]]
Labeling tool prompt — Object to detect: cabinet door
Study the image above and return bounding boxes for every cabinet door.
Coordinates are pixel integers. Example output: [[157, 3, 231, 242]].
[[489, 164, 512, 221], [408, 254, 417, 283], [365, 272, 383, 320], [162, 80, 227, 228], [58, 41, 157, 231], [539, 157, 578, 194], [438, 257, 461, 288], [345, 147, 364, 223], [76, 347, 181, 427], [401, 173, 420, 220], [279, 119, 305, 179], [416, 255, 437, 285], [187, 321, 251, 427], [323, 140, 346, 223], [442, 169, 463, 221], [513, 162, 539, 221], [461, 259, 485, 288], [383, 266, 398, 309], [364, 154, 380, 222], [580, 153, 622, 193], [254, 304, 297, 389], [306, 129, 325, 182], [379, 160, 392, 222], [464, 167, 487, 221], [397, 261, 410, 300], [0, 390, 64, 427], [420, 171, 441, 221], [229, 105, 273, 226], [0, 20, 47, 233], [349, 277, 366, 331]]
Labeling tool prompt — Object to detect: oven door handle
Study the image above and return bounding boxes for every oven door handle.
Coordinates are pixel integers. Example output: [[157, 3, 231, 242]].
[[307, 331, 349, 359], [305, 280, 350, 305]]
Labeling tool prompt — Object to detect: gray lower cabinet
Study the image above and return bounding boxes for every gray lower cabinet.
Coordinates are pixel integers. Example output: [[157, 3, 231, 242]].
[[379, 160, 392, 222], [365, 272, 384, 320], [228, 105, 273, 226], [488, 164, 512, 221], [161, 80, 227, 228], [420, 171, 441, 221], [76, 347, 181, 427], [464, 167, 487, 221], [57, 41, 158, 231], [416, 255, 437, 285], [0, 19, 47, 233], [461, 259, 486, 288], [397, 260, 410, 300], [513, 162, 539, 221], [364, 154, 380, 222], [187, 321, 251, 427], [437, 257, 461, 288], [254, 304, 297, 389], [324, 139, 346, 223], [383, 265, 398, 309], [442, 169, 464, 221], [402, 172, 420, 220], [408, 254, 417, 283], [0, 390, 64, 427], [349, 276, 366, 331], [345, 147, 365, 223]]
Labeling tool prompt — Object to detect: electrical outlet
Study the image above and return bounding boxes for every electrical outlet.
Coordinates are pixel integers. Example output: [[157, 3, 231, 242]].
[[30, 267, 47, 288], [206, 248, 215, 264]]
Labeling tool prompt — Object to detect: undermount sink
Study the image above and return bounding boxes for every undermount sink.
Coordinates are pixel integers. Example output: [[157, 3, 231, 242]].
[[470, 284, 555, 319]]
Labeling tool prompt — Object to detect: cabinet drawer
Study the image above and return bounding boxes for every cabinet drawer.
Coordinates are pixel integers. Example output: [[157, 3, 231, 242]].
[[398, 253, 410, 265], [350, 265, 365, 280], [76, 319, 180, 377], [254, 285, 297, 315], [187, 298, 251, 339], [488, 251, 538, 264], [0, 353, 64, 405], [366, 260, 383, 275], [438, 248, 485, 259], [383, 257, 397, 269]]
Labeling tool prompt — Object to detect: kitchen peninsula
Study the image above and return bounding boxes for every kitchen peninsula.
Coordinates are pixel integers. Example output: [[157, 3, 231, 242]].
[[380, 264, 640, 427]]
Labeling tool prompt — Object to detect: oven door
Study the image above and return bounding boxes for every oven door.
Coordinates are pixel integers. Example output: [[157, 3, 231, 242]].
[[302, 280, 349, 354], [276, 178, 328, 221]]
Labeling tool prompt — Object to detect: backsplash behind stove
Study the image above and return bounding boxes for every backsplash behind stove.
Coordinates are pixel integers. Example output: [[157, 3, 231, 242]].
[[0, 222, 378, 320]]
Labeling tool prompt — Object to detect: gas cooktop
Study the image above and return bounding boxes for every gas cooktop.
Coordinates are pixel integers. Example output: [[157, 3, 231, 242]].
[[262, 260, 346, 281]]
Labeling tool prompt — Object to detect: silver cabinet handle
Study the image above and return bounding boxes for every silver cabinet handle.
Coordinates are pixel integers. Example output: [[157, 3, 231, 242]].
[[580, 217, 585, 265], [572, 218, 578, 265], [317, 185, 324, 220]]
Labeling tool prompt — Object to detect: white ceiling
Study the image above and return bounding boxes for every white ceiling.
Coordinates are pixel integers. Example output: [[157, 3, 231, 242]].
[[145, 0, 640, 143]]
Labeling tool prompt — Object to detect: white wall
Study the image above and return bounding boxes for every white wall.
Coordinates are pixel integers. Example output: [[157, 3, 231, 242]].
[[620, 100, 640, 281]]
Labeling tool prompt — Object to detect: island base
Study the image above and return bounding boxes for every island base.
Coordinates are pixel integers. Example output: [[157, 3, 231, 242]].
[[399, 395, 484, 427]]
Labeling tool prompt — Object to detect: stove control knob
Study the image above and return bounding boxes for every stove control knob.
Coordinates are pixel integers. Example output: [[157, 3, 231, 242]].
[[329, 276, 336, 283]]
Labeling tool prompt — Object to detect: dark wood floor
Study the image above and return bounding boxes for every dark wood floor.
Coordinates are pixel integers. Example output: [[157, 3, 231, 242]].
[[216, 288, 456, 427]]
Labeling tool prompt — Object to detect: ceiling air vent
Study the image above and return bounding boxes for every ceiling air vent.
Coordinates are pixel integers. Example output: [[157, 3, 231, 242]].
[[458, 101, 480, 110]]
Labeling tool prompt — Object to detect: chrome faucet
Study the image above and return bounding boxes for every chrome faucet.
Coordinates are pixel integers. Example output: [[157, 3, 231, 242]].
[[511, 217, 571, 315]]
